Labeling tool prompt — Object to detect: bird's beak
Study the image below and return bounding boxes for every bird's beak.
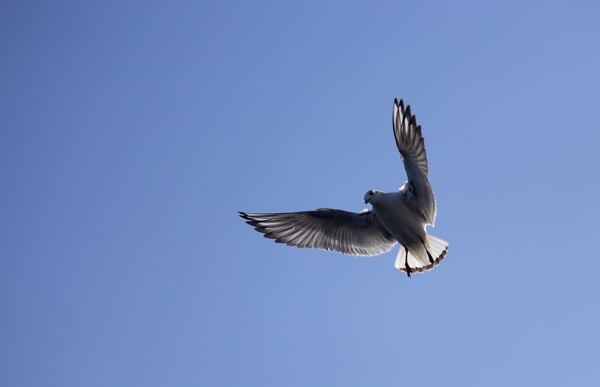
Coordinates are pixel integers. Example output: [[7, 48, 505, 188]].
[[365, 199, 369, 204]]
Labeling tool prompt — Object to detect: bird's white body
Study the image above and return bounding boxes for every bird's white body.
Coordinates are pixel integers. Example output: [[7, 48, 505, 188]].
[[369, 191, 425, 247]]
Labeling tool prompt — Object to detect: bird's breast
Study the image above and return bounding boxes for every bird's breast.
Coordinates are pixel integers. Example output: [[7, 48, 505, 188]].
[[372, 193, 425, 247]]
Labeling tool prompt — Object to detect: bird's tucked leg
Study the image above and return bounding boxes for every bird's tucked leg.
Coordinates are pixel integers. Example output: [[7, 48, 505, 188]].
[[421, 237, 434, 264], [404, 246, 411, 278]]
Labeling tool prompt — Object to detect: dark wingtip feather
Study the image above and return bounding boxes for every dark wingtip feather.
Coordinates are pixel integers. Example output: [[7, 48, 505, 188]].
[[409, 115, 416, 128], [239, 212, 257, 226], [394, 98, 405, 113]]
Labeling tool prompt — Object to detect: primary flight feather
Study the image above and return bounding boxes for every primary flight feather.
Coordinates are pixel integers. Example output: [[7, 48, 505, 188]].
[[240, 98, 448, 277]]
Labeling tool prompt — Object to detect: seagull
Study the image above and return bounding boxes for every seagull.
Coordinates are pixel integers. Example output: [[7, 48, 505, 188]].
[[240, 99, 448, 277]]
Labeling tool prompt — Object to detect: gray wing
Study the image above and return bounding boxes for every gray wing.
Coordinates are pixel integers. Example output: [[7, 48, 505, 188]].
[[240, 209, 397, 256], [393, 98, 437, 226]]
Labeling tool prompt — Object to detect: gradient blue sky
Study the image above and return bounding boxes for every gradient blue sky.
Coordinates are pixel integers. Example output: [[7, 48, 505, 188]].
[[2, 1, 600, 386]]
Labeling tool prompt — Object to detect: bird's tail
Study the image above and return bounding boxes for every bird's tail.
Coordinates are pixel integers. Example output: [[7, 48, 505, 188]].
[[394, 234, 448, 276]]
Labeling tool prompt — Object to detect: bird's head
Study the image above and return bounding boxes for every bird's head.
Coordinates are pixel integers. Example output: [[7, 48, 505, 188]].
[[364, 189, 382, 205]]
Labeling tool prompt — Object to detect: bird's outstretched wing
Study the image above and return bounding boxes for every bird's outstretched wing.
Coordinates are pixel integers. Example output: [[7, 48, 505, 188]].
[[240, 209, 397, 256], [393, 98, 437, 226]]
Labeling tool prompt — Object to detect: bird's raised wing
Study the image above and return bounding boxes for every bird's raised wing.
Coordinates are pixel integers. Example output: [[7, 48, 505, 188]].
[[240, 209, 397, 256], [393, 98, 437, 226]]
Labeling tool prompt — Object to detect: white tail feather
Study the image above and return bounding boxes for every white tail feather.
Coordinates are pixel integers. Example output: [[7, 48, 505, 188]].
[[395, 234, 448, 275]]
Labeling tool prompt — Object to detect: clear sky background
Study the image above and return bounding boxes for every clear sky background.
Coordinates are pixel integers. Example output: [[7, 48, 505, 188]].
[[2, 1, 600, 386]]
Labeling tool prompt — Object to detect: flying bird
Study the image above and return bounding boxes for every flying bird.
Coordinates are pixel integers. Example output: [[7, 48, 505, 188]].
[[240, 99, 448, 277]]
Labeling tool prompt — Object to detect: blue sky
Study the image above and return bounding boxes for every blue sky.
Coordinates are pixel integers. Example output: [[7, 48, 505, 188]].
[[2, 1, 600, 386]]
